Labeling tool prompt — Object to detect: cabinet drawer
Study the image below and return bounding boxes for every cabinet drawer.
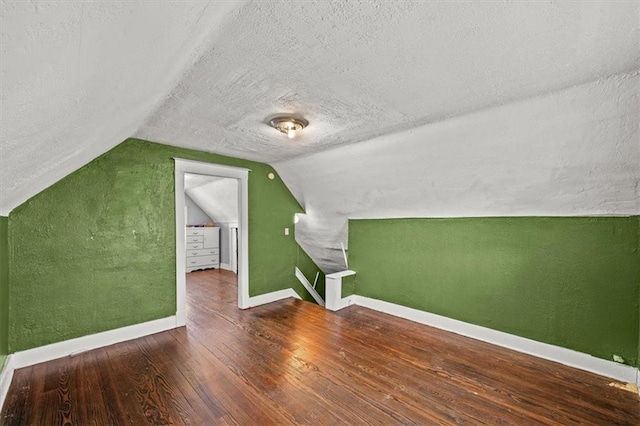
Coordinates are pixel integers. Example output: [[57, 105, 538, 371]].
[[186, 229, 204, 236], [187, 242, 204, 249], [186, 256, 219, 267], [187, 248, 219, 257], [186, 235, 204, 243]]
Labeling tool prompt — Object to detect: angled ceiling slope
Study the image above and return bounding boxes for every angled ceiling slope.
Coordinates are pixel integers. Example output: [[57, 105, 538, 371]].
[[0, 0, 247, 215], [185, 174, 238, 224], [276, 73, 640, 272], [136, 1, 639, 162]]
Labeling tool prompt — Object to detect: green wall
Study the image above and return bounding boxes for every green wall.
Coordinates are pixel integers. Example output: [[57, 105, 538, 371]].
[[349, 217, 640, 366], [0, 216, 8, 366], [9, 138, 322, 352]]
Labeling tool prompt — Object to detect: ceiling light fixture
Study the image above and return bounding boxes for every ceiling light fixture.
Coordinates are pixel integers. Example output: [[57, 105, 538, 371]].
[[269, 116, 308, 139]]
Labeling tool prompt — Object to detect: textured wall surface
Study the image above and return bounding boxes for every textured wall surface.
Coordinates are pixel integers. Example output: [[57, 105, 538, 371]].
[[0, 216, 8, 359], [277, 73, 640, 272], [9, 139, 323, 352], [349, 217, 640, 366]]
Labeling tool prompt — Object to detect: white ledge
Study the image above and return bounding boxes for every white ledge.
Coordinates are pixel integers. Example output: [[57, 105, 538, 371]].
[[326, 269, 357, 278]]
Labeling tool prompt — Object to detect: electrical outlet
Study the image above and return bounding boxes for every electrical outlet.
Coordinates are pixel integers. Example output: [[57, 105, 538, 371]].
[[284, 227, 289, 236]]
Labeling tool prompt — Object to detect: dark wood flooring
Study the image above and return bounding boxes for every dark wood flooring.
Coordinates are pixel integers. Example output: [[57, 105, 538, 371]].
[[2, 269, 639, 424]]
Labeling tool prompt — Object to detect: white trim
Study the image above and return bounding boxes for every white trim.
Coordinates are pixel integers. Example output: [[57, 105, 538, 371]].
[[174, 158, 250, 314], [174, 158, 251, 177], [325, 270, 356, 311], [350, 296, 639, 384], [220, 262, 233, 271], [294, 267, 325, 306], [246, 288, 301, 308], [0, 355, 14, 412], [11, 316, 177, 369]]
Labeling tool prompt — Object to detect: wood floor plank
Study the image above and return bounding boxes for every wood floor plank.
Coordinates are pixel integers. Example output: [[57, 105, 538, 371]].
[[1, 366, 36, 424], [98, 343, 162, 425], [149, 332, 227, 420], [2, 268, 638, 425], [250, 300, 525, 425], [70, 352, 111, 425], [188, 312, 393, 424], [167, 328, 295, 424]]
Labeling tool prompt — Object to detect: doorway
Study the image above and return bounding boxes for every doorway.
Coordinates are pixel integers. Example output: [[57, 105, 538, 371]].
[[174, 159, 250, 327], [184, 173, 239, 274]]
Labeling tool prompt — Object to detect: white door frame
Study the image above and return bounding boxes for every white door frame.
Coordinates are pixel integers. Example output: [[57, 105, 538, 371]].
[[174, 158, 251, 325]]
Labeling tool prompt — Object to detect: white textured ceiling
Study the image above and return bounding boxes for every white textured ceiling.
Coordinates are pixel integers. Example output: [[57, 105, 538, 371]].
[[1, 0, 639, 242], [137, 0, 639, 162], [277, 73, 640, 272], [0, 0, 246, 214]]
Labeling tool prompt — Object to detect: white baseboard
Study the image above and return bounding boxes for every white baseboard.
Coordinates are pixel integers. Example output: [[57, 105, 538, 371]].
[[351, 296, 639, 385], [220, 262, 233, 271], [11, 316, 178, 370], [0, 355, 15, 413], [246, 288, 301, 308], [176, 309, 186, 327]]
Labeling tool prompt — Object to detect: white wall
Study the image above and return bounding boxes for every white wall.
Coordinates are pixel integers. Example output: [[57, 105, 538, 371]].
[[275, 73, 640, 272]]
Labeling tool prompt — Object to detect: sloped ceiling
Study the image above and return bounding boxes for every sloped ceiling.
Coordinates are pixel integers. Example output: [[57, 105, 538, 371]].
[[137, 1, 639, 162], [1, 1, 639, 271], [0, 0, 246, 214], [184, 174, 238, 224], [277, 73, 640, 271]]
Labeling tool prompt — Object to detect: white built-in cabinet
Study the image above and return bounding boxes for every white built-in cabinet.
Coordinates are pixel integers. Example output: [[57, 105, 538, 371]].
[[185, 227, 220, 272]]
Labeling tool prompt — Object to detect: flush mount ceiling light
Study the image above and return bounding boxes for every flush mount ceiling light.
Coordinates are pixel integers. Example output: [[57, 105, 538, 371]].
[[268, 116, 309, 139]]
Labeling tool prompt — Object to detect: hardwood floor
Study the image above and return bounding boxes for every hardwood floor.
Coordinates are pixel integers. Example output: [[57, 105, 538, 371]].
[[2, 269, 639, 425]]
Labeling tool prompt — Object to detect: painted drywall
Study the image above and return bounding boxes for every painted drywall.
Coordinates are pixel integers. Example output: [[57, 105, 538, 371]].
[[0, 217, 8, 359], [276, 72, 640, 272], [349, 217, 640, 366], [8, 139, 323, 352], [185, 195, 213, 226]]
